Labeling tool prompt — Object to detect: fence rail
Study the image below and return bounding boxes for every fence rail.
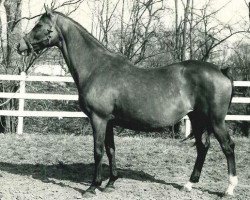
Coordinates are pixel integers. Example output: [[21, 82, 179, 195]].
[[0, 73, 249, 135]]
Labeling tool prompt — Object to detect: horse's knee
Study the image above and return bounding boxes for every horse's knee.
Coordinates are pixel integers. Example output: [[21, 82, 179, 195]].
[[201, 132, 210, 149], [105, 146, 115, 159], [221, 145, 231, 155], [94, 145, 104, 160], [105, 140, 115, 152], [108, 147, 115, 155], [213, 127, 234, 155], [204, 137, 210, 149], [197, 139, 210, 153]]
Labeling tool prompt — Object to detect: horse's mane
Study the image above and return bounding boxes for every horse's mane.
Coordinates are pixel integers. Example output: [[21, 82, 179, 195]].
[[54, 12, 111, 52]]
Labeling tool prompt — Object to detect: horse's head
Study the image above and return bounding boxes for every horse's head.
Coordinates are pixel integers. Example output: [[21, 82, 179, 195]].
[[17, 6, 60, 56]]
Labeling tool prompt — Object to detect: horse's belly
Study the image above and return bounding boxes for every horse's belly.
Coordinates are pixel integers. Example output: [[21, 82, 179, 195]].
[[113, 97, 189, 131]]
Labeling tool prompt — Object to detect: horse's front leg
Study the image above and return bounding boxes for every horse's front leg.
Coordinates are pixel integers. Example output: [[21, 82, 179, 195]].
[[104, 121, 118, 192], [85, 113, 107, 196]]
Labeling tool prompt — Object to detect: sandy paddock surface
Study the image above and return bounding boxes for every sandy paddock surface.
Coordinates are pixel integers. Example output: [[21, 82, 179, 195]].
[[0, 133, 248, 200]]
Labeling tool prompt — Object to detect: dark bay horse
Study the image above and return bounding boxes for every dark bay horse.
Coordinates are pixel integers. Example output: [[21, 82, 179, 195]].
[[17, 7, 238, 196]]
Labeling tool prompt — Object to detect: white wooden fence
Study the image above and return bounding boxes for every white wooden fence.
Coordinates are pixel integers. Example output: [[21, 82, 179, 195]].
[[0, 72, 249, 135]]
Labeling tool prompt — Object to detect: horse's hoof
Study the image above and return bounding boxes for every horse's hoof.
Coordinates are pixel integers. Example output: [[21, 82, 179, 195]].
[[103, 185, 115, 193], [82, 190, 96, 198], [181, 182, 193, 192], [224, 190, 234, 196], [181, 186, 191, 192]]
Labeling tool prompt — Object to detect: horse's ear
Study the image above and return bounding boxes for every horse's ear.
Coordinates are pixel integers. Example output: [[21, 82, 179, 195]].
[[44, 4, 52, 16]]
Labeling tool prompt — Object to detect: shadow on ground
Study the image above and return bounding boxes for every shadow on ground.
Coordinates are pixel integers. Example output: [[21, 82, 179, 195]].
[[0, 162, 183, 192], [0, 162, 231, 198]]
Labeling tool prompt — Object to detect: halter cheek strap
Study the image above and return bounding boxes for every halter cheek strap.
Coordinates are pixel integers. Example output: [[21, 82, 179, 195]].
[[24, 13, 59, 56]]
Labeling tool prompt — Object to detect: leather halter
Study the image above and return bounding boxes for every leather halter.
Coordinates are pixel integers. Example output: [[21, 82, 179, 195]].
[[23, 14, 58, 56]]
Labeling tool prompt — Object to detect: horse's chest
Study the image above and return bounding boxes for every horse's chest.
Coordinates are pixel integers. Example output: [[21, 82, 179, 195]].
[[79, 85, 117, 118]]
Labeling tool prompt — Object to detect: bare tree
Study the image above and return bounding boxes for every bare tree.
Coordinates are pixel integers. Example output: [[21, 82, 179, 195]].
[[121, 0, 165, 65], [185, 0, 248, 62], [0, 0, 23, 132]]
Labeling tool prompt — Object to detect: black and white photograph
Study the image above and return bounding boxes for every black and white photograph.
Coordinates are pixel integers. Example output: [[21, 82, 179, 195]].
[[0, 0, 249, 199]]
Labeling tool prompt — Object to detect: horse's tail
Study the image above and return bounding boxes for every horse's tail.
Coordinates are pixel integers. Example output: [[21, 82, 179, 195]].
[[181, 67, 234, 143], [221, 67, 234, 109]]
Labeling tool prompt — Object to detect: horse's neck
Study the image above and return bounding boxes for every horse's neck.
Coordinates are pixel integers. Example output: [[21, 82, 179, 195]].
[[57, 16, 104, 88]]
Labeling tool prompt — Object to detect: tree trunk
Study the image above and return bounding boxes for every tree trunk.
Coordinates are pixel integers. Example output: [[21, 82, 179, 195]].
[[181, 0, 190, 61], [189, 0, 194, 59], [120, 0, 125, 53], [4, 0, 22, 68], [104, 0, 109, 47], [0, 0, 22, 133], [174, 0, 180, 61]]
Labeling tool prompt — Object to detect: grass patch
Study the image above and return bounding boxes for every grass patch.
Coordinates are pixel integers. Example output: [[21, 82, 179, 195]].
[[0, 133, 248, 199]]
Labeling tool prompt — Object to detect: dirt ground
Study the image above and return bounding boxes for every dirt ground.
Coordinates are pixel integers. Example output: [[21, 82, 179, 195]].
[[0, 133, 248, 200]]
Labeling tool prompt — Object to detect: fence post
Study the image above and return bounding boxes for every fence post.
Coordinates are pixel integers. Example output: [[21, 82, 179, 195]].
[[17, 72, 26, 135], [185, 118, 191, 137]]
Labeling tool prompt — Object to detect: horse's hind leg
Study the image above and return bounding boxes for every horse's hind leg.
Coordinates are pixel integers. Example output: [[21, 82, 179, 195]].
[[184, 112, 211, 191], [104, 121, 118, 192], [212, 120, 238, 196]]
